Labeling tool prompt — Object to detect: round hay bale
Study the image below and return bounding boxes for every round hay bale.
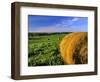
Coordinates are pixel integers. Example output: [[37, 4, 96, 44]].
[[59, 32, 88, 64]]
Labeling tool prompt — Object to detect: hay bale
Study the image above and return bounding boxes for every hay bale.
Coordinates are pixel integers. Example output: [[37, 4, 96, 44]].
[[59, 32, 88, 64]]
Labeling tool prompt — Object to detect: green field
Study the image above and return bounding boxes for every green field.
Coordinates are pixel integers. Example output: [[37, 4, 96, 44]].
[[28, 32, 70, 66]]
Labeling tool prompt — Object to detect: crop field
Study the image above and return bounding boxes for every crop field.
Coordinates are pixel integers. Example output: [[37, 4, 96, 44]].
[[28, 32, 88, 66], [28, 32, 71, 66]]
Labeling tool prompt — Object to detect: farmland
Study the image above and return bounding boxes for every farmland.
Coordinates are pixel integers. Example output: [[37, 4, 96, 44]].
[[28, 32, 88, 66], [28, 32, 70, 66]]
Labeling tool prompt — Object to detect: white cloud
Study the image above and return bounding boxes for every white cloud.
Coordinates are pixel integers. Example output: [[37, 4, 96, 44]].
[[71, 18, 79, 22], [59, 18, 79, 28]]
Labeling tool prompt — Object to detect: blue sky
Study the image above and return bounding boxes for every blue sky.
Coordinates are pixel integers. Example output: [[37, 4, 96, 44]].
[[28, 15, 88, 32]]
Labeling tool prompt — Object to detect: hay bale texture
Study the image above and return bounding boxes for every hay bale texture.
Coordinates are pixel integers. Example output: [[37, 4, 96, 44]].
[[60, 32, 88, 64]]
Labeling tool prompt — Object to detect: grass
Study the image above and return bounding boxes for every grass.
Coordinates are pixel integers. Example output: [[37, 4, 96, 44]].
[[28, 32, 70, 66]]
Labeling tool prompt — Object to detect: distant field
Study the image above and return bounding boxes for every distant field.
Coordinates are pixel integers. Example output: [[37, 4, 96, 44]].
[[28, 32, 70, 66]]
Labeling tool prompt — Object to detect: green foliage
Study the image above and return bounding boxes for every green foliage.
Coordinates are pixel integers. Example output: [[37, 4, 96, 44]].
[[28, 33, 69, 66]]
